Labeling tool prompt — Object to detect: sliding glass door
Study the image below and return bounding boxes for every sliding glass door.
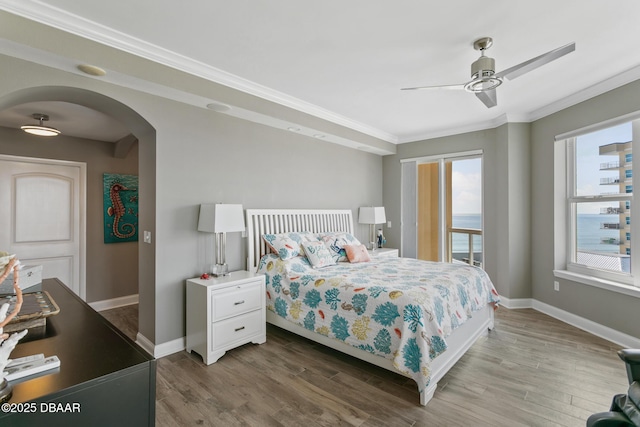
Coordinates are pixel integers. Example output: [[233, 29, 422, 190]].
[[401, 151, 484, 267]]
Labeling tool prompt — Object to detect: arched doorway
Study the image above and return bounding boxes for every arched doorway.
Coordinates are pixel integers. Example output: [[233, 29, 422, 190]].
[[0, 86, 156, 342]]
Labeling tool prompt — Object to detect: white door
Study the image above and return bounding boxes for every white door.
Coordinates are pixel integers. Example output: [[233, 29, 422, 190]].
[[0, 155, 86, 299]]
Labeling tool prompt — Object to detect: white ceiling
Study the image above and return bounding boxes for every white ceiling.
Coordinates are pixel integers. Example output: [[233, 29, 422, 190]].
[[1, 1, 640, 146]]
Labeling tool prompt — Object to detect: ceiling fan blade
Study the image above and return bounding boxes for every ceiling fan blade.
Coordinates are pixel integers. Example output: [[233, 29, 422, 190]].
[[475, 89, 498, 108], [401, 83, 465, 91], [495, 42, 575, 81]]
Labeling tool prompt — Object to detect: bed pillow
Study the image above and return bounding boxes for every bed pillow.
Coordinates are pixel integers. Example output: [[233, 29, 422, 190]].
[[344, 244, 371, 263], [301, 241, 335, 269], [319, 232, 361, 262], [262, 232, 317, 260]]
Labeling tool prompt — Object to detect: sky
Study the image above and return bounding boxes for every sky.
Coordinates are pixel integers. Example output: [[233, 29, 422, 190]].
[[451, 158, 482, 214]]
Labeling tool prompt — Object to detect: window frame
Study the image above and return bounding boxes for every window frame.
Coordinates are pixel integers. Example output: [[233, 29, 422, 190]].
[[560, 119, 638, 289]]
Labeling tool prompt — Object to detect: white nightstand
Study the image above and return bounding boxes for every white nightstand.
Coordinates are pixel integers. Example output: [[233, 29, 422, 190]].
[[186, 270, 266, 365], [368, 247, 399, 258]]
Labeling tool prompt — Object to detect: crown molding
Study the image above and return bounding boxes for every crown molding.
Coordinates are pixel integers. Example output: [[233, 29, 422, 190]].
[[526, 63, 640, 122], [397, 114, 513, 143], [0, 0, 399, 144]]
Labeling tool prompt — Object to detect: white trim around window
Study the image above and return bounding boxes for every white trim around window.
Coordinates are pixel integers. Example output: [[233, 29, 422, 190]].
[[555, 115, 640, 293]]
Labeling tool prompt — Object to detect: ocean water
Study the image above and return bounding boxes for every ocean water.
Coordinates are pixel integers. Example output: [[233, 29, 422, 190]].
[[451, 213, 623, 254], [451, 214, 482, 253], [576, 214, 623, 253]]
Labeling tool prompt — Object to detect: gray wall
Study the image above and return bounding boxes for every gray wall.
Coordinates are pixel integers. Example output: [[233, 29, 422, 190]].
[[382, 123, 532, 300], [0, 54, 383, 346], [0, 127, 139, 303], [531, 80, 640, 339]]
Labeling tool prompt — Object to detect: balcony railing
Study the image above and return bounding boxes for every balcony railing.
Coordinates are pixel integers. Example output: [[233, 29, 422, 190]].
[[448, 227, 482, 267], [601, 237, 622, 245], [600, 161, 620, 170], [600, 207, 624, 214], [600, 177, 621, 185], [601, 222, 622, 230]]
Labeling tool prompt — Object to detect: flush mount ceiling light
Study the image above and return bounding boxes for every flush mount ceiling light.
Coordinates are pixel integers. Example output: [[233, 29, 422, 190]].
[[21, 113, 61, 137], [206, 102, 231, 112], [77, 64, 107, 77]]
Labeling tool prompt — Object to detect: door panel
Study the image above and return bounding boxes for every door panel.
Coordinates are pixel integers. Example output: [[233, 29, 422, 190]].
[[0, 157, 84, 298], [14, 174, 73, 242]]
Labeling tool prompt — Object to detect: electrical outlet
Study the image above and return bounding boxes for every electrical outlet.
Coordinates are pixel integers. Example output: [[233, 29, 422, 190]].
[[554, 281, 560, 291]]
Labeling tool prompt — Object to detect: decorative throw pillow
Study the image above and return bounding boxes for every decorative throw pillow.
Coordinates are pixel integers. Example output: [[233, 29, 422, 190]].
[[301, 241, 335, 269], [319, 232, 361, 263], [263, 232, 317, 260], [344, 244, 371, 263]]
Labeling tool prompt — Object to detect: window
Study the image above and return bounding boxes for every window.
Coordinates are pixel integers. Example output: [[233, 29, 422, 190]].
[[565, 121, 635, 284]]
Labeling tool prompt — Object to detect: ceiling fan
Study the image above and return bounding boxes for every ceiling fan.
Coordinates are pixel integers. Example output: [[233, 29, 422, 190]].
[[401, 37, 575, 108]]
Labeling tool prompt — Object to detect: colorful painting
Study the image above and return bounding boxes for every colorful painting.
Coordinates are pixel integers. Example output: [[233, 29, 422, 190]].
[[103, 173, 138, 243]]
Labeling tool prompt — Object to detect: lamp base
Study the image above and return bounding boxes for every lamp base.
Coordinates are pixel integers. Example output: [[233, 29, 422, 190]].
[[212, 263, 229, 277]]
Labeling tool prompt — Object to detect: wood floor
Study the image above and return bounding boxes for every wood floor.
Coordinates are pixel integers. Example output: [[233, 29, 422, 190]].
[[99, 306, 629, 426]]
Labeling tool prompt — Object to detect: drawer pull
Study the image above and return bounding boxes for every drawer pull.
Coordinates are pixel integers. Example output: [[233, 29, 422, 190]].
[[234, 300, 245, 305], [234, 326, 245, 332]]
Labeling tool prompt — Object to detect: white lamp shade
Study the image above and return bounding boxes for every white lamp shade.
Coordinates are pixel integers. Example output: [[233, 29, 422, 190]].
[[358, 206, 386, 225], [198, 204, 245, 233]]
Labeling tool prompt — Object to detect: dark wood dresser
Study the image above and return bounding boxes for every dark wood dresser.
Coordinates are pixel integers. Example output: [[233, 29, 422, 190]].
[[0, 278, 155, 426]]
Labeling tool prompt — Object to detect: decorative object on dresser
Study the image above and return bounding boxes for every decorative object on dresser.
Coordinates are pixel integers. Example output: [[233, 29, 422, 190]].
[[186, 271, 266, 364], [0, 264, 42, 295], [197, 203, 246, 277], [0, 254, 26, 404], [358, 206, 386, 250], [2, 291, 60, 333]]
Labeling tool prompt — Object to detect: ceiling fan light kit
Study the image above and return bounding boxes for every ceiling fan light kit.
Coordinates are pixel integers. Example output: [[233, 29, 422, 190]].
[[21, 113, 61, 137], [402, 36, 575, 108]]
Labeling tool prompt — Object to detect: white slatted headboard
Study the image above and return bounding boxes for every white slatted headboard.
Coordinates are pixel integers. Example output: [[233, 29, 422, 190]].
[[246, 209, 354, 271]]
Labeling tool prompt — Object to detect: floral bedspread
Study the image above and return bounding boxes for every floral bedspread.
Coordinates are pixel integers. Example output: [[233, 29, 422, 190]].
[[257, 254, 500, 392]]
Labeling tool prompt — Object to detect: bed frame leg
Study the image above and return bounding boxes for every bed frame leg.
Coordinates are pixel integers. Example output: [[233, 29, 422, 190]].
[[488, 308, 495, 330], [419, 382, 437, 406]]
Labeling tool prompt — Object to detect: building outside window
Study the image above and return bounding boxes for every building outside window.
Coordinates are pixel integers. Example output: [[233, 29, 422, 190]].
[[565, 121, 634, 283]]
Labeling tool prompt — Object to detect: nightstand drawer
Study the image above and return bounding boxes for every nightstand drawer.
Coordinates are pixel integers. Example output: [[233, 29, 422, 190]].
[[212, 309, 263, 349], [211, 281, 262, 321]]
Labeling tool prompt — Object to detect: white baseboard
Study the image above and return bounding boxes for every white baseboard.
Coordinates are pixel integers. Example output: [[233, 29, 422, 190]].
[[498, 296, 533, 309], [135, 332, 155, 357], [136, 332, 185, 359], [498, 296, 640, 348], [90, 294, 139, 311], [532, 300, 640, 349]]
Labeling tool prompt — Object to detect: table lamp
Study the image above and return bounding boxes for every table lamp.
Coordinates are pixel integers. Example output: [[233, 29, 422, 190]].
[[198, 203, 245, 276], [358, 206, 386, 250]]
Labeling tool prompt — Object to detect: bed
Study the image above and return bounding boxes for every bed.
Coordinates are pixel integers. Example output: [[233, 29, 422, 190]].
[[246, 208, 499, 406]]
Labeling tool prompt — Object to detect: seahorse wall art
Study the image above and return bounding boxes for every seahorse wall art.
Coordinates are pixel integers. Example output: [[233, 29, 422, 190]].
[[103, 173, 139, 243]]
